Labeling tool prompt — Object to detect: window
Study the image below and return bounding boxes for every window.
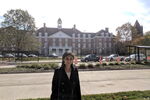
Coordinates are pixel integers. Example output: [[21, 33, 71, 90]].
[[36, 33, 39, 36], [72, 33, 75, 37], [42, 32, 45, 36], [83, 34, 85, 38], [80, 34, 83, 38], [78, 34, 80, 38], [86, 34, 88, 38], [88, 34, 91, 38]]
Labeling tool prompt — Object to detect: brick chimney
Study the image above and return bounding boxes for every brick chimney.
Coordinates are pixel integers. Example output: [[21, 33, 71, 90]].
[[73, 24, 76, 30], [43, 23, 46, 32]]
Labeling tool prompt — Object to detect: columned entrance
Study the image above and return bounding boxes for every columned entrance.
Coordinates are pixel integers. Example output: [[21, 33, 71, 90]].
[[49, 46, 72, 56]]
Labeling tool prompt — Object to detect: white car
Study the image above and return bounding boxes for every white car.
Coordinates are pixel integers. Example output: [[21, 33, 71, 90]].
[[0, 54, 3, 58], [103, 54, 124, 61], [4, 53, 15, 58], [125, 54, 146, 62], [28, 54, 38, 57], [15, 53, 28, 57]]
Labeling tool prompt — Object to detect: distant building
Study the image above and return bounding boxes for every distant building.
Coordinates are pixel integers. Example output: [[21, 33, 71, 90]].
[[35, 18, 114, 56], [133, 20, 143, 39]]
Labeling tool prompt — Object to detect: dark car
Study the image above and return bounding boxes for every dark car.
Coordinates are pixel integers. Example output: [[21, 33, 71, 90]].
[[81, 54, 99, 62], [49, 53, 58, 58]]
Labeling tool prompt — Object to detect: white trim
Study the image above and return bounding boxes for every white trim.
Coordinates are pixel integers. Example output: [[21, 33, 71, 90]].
[[49, 31, 71, 38]]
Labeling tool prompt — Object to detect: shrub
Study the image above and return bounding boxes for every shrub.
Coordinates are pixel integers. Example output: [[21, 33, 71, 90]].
[[87, 64, 94, 68], [48, 63, 58, 69], [131, 62, 136, 64], [31, 64, 41, 69], [16, 63, 58, 70], [102, 62, 107, 66], [109, 62, 114, 66], [114, 62, 119, 65], [79, 64, 86, 69], [120, 62, 125, 65], [95, 63, 100, 67]]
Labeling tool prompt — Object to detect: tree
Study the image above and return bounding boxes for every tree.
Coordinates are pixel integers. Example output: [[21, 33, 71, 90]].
[[115, 23, 132, 55], [0, 26, 17, 51], [1, 9, 35, 31], [133, 31, 150, 46], [0, 26, 39, 52], [116, 22, 135, 42], [0, 9, 39, 52], [115, 22, 142, 55]]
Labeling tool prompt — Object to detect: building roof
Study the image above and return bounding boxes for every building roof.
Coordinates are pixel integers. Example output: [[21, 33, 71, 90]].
[[37, 27, 113, 37], [37, 27, 83, 36], [127, 45, 150, 49]]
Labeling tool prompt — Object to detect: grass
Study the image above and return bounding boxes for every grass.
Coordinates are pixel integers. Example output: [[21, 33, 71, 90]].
[[20, 90, 150, 100]]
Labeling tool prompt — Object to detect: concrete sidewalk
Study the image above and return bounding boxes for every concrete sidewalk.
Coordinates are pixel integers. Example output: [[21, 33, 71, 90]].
[[0, 69, 150, 100]]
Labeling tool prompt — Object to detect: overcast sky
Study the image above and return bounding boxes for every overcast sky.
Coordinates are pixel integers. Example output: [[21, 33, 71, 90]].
[[0, 0, 150, 34]]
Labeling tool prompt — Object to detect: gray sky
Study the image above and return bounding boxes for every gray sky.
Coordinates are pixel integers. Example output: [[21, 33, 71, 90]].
[[0, 0, 150, 34]]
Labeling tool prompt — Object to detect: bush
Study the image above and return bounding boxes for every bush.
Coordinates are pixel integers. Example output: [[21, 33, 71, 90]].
[[47, 63, 58, 69], [79, 64, 86, 69], [114, 62, 119, 65], [95, 63, 100, 67], [102, 62, 107, 66], [87, 64, 94, 68], [109, 62, 114, 66], [120, 62, 125, 65], [16, 63, 58, 70]]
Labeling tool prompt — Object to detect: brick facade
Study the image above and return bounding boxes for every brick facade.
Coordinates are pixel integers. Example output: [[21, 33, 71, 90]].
[[35, 18, 115, 56]]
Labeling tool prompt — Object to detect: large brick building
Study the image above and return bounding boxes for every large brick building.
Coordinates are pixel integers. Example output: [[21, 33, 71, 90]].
[[35, 18, 115, 56]]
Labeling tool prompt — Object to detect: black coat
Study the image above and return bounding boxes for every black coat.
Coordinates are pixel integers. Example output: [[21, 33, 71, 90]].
[[50, 66, 81, 100]]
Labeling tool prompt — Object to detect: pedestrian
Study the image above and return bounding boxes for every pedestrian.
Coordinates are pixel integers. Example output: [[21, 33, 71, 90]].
[[50, 52, 81, 100]]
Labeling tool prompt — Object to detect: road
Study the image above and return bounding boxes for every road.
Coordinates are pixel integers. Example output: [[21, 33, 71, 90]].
[[0, 69, 150, 100]]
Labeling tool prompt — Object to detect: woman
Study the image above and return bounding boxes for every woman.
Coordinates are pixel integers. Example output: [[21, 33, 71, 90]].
[[50, 52, 81, 100]]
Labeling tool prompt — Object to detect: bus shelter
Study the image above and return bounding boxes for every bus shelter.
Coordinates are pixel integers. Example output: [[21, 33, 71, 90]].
[[127, 45, 150, 63]]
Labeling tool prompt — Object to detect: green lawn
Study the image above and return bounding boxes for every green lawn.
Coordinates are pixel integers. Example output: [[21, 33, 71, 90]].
[[20, 90, 150, 100]]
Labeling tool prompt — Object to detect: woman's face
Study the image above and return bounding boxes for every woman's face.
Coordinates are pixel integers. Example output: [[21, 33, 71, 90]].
[[64, 55, 74, 66]]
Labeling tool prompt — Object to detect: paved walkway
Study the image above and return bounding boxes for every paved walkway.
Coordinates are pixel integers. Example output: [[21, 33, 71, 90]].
[[0, 69, 150, 100]]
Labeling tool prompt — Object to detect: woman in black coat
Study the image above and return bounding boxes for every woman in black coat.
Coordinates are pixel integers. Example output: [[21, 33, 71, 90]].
[[50, 52, 81, 100]]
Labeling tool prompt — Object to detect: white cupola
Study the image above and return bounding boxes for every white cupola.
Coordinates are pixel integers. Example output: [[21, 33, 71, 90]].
[[57, 18, 62, 29]]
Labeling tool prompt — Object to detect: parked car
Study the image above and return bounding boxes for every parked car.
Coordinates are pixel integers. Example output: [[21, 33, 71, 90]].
[[4, 53, 15, 58], [15, 53, 28, 58], [81, 54, 99, 62], [103, 54, 124, 61], [28, 54, 38, 57], [125, 54, 146, 62], [49, 53, 58, 58], [0, 54, 3, 58]]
